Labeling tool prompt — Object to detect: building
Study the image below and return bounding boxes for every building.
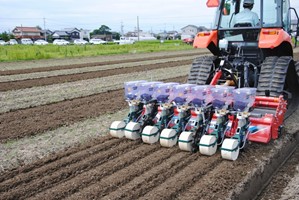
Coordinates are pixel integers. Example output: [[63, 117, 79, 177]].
[[63, 28, 81, 40], [52, 31, 70, 40], [12, 26, 42, 40], [80, 29, 91, 41], [181, 25, 208, 40]]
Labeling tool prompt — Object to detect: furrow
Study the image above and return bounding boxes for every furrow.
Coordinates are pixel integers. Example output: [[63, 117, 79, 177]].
[[102, 150, 197, 200], [0, 60, 192, 91], [0, 76, 186, 143], [1, 139, 141, 200], [0, 65, 190, 114], [139, 154, 222, 200], [0, 56, 196, 82], [29, 144, 159, 200], [65, 147, 182, 199], [176, 150, 259, 200], [0, 137, 121, 189]]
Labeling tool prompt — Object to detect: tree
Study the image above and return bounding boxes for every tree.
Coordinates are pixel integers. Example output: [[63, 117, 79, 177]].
[[91, 25, 112, 36], [0, 32, 10, 41], [98, 25, 111, 34]]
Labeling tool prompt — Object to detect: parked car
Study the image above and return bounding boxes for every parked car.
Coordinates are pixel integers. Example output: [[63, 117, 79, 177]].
[[7, 39, 18, 45], [89, 38, 107, 45], [53, 39, 69, 45], [114, 37, 135, 45], [21, 38, 33, 45], [34, 39, 49, 45], [182, 37, 194, 45], [0, 40, 6, 45], [73, 39, 88, 45]]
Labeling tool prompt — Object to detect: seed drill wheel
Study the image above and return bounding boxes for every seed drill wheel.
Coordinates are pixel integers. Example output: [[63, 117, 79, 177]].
[[178, 131, 194, 152], [110, 121, 126, 138], [124, 122, 141, 140], [221, 138, 240, 161], [199, 135, 218, 156], [160, 129, 178, 147], [142, 126, 160, 144]]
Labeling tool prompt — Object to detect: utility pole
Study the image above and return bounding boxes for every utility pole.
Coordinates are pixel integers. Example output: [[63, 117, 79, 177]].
[[43, 17, 47, 41], [121, 21, 124, 36], [137, 16, 140, 41]]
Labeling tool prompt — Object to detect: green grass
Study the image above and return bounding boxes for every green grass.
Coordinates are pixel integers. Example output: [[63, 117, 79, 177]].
[[0, 40, 193, 62]]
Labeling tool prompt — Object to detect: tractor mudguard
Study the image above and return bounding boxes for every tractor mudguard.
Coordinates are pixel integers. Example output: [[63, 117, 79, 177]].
[[193, 30, 218, 49], [259, 28, 292, 49]]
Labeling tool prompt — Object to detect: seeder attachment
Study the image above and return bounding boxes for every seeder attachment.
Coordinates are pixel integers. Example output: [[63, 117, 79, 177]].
[[199, 86, 234, 156], [160, 84, 194, 147], [178, 85, 214, 152], [110, 80, 146, 138], [221, 88, 256, 161], [142, 82, 179, 144], [109, 81, 161, 140]]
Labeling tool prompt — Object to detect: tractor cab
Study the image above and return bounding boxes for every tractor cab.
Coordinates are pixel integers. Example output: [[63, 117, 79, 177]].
[[194, 0, 299, 65]]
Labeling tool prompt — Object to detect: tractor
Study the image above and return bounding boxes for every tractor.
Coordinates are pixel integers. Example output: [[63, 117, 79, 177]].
[[110, 0, 299, 160]]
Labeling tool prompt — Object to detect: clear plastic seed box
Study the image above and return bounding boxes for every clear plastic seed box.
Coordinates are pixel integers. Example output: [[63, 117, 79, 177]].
[[187, 85, 214, 107], [211, 86, 234, 109], [168, 84, 195, 105], [233, 88, 257, 112], [153, 82, 179, 103], [124, 80, 147, 101], [138, 81, 163, 102]]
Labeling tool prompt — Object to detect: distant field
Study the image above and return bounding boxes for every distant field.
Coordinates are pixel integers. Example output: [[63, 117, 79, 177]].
[[0, 40, 193, 62]]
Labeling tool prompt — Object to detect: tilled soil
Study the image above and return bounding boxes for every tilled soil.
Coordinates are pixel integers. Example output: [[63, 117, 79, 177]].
[[257, 145, 299, 200], [0, 49, 299, 199], [0, 60, 192, 91], [0, 135, 272, 200]]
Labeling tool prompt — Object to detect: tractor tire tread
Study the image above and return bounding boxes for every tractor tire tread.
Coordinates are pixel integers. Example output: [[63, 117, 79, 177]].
[[257, 56, 292, 97], [188, 56, 215, 85]]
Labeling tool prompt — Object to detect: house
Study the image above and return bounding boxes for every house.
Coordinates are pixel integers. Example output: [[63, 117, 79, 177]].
[[181, 25, 208, 40], [40, 29, 53, 41], [80, 29, 91, 41], [52, 31, 70, 40], [63, 28, 81, 40], [12, 26, 42, 40]]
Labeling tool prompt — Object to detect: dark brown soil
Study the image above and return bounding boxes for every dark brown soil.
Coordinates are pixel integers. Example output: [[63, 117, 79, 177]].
[[0, 76, 186, 142], [0, 133, 281, 200], [0, 60, 192, 91], [0, 52, 199, 76], [0, 50, 298, 199], [257, 145, 299, 200]]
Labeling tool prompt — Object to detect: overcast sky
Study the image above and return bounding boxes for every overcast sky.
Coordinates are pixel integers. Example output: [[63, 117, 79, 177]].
[[0, 0, 299, 33]]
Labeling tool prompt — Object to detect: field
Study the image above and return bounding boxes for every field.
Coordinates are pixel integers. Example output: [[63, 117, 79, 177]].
[[0, 48, 299, 199], [0, 40, 193, 61]]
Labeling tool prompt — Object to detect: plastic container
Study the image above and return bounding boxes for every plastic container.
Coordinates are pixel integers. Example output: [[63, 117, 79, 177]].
[[233, 88, 257, 112], [168, 84, 195, 105], [124, 80, 147, 100], [153, 82, 179, 103], [138, 81, 163, 102], [187, 85, 214, 107], [211, 86, 234, 109]]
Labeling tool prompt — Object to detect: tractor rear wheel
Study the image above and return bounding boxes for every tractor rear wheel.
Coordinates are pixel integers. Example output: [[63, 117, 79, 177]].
[[187, 56, 215, 85], [257, 56, 299, 117]]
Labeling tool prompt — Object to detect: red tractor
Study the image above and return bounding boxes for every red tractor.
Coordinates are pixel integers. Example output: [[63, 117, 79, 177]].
[[189, 0, 299, 159]]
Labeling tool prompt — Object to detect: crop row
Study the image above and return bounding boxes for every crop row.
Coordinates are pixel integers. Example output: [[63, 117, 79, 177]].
[[0, 56, 196, 82], [0, 65, 189, 113]]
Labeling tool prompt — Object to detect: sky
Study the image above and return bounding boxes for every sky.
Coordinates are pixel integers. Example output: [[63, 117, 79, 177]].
[[0, 0, 299, 34]]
